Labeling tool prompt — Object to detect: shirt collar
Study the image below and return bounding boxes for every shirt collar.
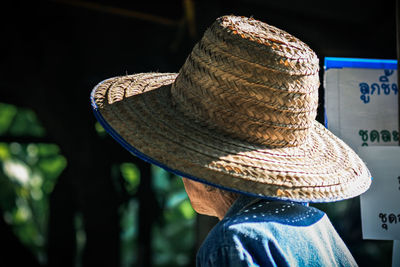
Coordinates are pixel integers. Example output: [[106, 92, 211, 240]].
[[223, 194, 309, 219]]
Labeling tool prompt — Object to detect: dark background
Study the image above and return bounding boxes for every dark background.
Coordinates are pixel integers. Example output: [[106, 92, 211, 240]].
[[0, 0, 397, 266]]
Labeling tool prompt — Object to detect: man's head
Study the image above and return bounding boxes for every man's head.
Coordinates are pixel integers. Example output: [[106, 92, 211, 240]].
[[182, 178, 239, 220]]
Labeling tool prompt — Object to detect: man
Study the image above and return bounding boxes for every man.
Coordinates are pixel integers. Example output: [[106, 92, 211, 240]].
[[91, 15, 370, 266], [183, 178, 359, 266]]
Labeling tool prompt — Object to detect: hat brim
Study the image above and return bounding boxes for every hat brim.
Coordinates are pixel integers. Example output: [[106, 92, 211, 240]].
[[91, 73, 371, 203]]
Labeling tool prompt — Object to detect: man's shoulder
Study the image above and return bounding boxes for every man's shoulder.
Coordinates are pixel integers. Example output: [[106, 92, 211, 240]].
[[200, 198, 327, 251]]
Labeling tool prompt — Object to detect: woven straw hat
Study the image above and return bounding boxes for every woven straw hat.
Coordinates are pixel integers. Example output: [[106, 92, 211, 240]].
[[91, 15, 371, 202]]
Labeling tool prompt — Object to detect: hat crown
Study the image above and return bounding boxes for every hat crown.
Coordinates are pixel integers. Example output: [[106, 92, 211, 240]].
[[171, 15, 320, 147]]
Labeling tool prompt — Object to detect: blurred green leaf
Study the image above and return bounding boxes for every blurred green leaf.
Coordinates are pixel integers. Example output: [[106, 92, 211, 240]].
[[38, 155, 67, 180], [14, 203, 32, 223], [0, 104, 46, 137], [94, 122, 107, 137], [178, 199, 195, 220], [0, 143, 11, 160], [120, 162, 140, 194], [152, 165, 171, 194], [166, 190, 187, 208], [37, 144, 60, 157], [9, 142, 22, 156], [0, 102, 17, 135]]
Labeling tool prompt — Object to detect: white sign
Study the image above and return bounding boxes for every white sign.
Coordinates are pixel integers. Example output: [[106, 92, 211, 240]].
[[358, 147, 400, 240], [325, 67, 398, 150]]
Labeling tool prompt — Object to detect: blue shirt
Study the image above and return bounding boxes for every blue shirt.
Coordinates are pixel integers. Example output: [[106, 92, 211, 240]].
[[196, 195, 357, 267]]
